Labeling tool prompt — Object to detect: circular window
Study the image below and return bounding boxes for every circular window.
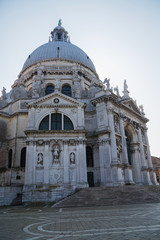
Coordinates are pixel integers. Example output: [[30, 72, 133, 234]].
[[53, 98, 59, 103]]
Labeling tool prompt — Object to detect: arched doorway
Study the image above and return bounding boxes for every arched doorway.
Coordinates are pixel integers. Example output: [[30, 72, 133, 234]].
[[86, 146, 94, 187]]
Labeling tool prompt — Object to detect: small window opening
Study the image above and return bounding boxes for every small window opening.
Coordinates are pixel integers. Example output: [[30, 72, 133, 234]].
[[57, 33, 62, 40], [62, 85, 71, 97], [45, 85, 54, 95], [57, 47, 60, 58]]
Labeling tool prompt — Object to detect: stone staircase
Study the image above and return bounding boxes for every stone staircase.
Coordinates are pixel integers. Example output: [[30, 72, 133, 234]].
[[54, 186, 160, 208], [11, 193, 22, 206]]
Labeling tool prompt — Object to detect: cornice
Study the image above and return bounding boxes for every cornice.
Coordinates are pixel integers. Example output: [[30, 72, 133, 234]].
[[25, 129, 87, 136], [27, 104, 81, 109]]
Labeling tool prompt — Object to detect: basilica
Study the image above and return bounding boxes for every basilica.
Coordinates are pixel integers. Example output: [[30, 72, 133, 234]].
[[0, 21, 157, 204]]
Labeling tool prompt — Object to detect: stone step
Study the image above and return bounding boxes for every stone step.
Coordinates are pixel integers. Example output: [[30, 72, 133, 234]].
[[54, 186, 160, 208]]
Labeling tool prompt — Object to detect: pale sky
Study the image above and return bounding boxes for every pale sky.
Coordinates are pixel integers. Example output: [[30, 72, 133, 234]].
[[0, 0, 160, 157]]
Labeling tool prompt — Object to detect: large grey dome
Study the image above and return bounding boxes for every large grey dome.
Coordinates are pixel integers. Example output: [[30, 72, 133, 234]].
[[22, 41, 96, 72]]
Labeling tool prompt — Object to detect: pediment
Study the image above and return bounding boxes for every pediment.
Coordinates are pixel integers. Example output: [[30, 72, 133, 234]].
[[121, 98, 142, 115], [27, 92, 84, 108]]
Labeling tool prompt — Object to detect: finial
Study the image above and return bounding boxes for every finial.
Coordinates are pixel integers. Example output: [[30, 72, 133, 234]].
[[58, 19, 62, 26]]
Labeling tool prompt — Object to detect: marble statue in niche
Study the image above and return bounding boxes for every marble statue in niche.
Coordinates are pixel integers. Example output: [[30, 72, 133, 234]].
[[70, 152, 75, 164], [37, 153, 43, 166], [52, 145, 61, 164]]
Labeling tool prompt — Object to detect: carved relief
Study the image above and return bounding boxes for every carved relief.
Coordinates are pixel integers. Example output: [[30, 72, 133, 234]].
[[70, 152, 75, 164], [37, 153, 43, 166], [116, 137, 122, 160]]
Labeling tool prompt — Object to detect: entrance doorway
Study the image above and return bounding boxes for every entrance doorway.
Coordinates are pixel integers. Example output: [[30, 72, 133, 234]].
[[87, 172, 94, 187], [86, 146, 94, 187]]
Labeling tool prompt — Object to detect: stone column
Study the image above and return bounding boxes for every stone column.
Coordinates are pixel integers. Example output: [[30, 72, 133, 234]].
[[130, 144, 142, 185], [76, 138, 88, 188], [24, 140, 34, 185], [107, 106, 124, 185], [98, 140, 107, 185], [119, 114, 134, 184], [98, 138, 112, 186], [44, 141, 50, 185], [144, 127, 158, 185], [63, 140, 69, 184], [138, 128, 151, 185]]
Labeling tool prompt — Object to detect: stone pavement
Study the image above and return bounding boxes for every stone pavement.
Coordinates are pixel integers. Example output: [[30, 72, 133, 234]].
[[1, 203, 160, 240]]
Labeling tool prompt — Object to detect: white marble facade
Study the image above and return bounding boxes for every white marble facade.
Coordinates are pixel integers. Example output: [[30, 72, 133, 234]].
[[0, 22, 157, 200]]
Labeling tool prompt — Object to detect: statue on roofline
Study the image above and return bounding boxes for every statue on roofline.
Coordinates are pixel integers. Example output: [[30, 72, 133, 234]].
[[1, 87, 7, 100], [103, 78, 110, 90]]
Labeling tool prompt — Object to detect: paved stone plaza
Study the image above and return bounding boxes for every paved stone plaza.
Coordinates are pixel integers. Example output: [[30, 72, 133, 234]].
[[1, 203, 160, 240]]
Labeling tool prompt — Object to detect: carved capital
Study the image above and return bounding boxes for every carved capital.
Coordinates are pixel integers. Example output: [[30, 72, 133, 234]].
[[107, 107, 114, 114]]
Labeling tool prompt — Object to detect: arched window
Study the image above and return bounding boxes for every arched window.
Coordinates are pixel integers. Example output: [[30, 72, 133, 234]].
[[20, 147, 26, 168], [62, 85, 71, 97], [64, 115, 74, 130], [39, 113, 74, 130], [39, 115, 49, 130], [51, 113, 62, 130], [45, 85, 54, 95], [86, 146, 94, 167], [8, 149, 12, 168]]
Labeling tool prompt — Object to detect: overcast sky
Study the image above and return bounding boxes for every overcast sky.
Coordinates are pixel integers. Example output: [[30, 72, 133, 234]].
[[0, 0, 160, 157]]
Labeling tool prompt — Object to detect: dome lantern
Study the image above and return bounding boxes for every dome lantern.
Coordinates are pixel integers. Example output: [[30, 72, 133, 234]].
[[50, 19, 69, 42]]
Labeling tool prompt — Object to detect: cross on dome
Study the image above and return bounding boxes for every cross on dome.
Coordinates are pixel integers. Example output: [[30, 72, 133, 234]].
[[58, 19, 62, 26]]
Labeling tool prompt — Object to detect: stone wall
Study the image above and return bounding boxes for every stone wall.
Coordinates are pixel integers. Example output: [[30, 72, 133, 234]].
[[0, 168, 25, 186], [0, 186, 23, 206]]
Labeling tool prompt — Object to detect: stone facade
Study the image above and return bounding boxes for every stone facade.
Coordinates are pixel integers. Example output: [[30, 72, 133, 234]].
[[0, 22, 157, 204]]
